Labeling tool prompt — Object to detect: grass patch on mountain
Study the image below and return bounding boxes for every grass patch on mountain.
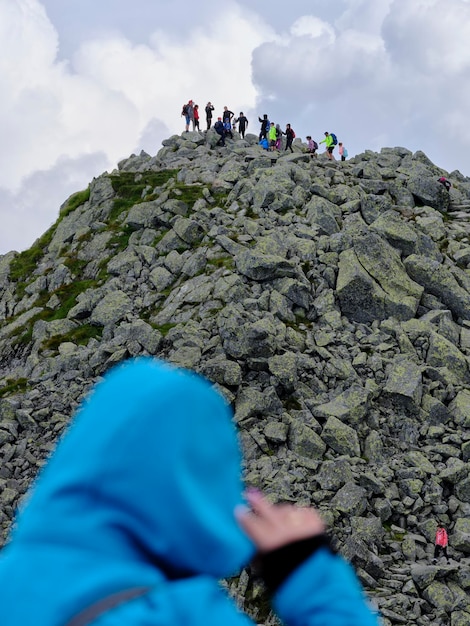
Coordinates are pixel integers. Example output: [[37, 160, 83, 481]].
[[41, 324, 103, 352], [48, 280, 96, 320], [9, 279, 97, 346], [149, 322, 177, 337], [171, 183, 205, 206], [59, 187, 91, 219], [207, 256, 234, 270], [9, 227, 56, 295], [109, 170, 179, 207], [211, 190, 230, 206], [108, 224, 138, 252], [0, 378, 29, 399]]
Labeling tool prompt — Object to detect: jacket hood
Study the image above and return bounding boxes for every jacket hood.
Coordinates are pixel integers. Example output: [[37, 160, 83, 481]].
[[12, 358, 254, 578]]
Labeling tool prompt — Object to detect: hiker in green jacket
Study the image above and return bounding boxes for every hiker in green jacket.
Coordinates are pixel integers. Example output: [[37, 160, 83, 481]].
[[320, 132, 335, 160], [268, 122, 277, 151]]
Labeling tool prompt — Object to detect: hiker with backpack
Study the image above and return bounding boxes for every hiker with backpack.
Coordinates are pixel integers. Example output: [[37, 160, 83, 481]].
[[320, 131, 337, 160], [0, 357, 379, 626], [306, 136, 318, 157], [438, 176, 451, 191], [181, 100, 195, 132], [214, 117, 226, 146], [338, 142, 348, 161], [205, 102, 214, 130], [283, 123, 295, 153], [258, 114, 270, 141]]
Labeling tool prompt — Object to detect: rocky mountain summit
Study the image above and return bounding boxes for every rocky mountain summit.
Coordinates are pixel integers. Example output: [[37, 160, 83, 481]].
[[1, 130, 470, 624]]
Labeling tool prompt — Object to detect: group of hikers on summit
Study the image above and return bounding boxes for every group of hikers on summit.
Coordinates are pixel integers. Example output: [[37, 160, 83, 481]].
[[181, 99, 348, 160]]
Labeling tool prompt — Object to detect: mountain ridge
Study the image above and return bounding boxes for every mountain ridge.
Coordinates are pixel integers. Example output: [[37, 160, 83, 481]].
[[1, 130, 470, 624]]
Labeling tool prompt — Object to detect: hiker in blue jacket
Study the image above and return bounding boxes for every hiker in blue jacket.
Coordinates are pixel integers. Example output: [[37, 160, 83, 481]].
[[0, 357, 379, 626]]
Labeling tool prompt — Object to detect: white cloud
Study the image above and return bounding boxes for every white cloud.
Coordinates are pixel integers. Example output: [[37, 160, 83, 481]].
[[0, 152, 109, 253], [251, 0, 470, 176], [290, 16, 334, 41], [383, 0, 470, 73], [0, 0, 272, 253]]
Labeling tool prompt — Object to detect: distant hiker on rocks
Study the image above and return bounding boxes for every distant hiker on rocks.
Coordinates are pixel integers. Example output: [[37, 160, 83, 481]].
[[182, 100, 195, 132], [235, 112, 248, 138], [214, 117, 226, 146], [205, 102, 214, 130], [224, 119, 234, 140], [433, 524, 450, 563], [283, 123, 295, 153], [339, 142, 348, 161], [320, 131, 337, 160], [258, 114, 270, 141], [275, 124, 282, 150], [193, 105, 200, 132], [268, 122, 277, 151], [438, 176, 451, 191], [306, 136, 318, 157], [223, 106, 234, 125]]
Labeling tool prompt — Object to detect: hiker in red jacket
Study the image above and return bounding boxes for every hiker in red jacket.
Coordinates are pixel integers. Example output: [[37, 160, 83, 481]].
[[433, 524, 449, 563]]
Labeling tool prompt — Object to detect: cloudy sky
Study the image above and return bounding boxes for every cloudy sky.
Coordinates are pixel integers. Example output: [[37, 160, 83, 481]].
[[1, 0, 470, 254]]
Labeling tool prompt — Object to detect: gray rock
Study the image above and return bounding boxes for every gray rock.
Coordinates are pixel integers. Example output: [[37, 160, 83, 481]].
[[321, 416, 361, 457], [90, 290, 133, 327], [264, 421, 289, 443], [331, 482, 368, 515], [235, 250, 296, 281], [383, 356, 423, 411], [408, 171, 450, 212], [306, 196, 341, 235], [288, 421, 326, 459], [404, 254, 470, 320], [316, 458, 353, 490], [202, 357, 242, 387], [452, 518, 470, 553], [173, 217, 205, 244], [448, 390, 470, 428], [336, 232, 423, 322], [149, 266, 174, 292], [421, 581, 455, 612], [312, 384, 371, 425]]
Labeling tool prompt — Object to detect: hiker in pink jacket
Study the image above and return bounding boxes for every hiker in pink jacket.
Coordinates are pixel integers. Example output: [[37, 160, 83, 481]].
[[433, 524, 449, 563]]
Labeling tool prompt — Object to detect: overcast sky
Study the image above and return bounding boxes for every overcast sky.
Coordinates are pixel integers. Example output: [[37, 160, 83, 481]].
[[1, 0, 470, 254]]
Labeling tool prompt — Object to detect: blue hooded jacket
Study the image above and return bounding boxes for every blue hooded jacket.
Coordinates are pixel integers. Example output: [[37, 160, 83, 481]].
[[0, 358, 379, 626]]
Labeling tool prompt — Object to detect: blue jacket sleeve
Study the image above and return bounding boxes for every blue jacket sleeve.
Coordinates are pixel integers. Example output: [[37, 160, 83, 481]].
[[272, 548, 379, 626], [91, 576, 254, 626]]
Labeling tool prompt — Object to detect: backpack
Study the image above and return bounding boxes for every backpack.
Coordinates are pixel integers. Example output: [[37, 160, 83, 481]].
[[313, 140, 318, 150], [291, 129, 296, 139], [182, 104, 189, 116], [330, 133, 338, 145], [343, 148, 348, 158], [264, 119, 270, 132]]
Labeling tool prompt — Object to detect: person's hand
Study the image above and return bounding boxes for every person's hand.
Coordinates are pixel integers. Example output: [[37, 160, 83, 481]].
[[236, 489, 326, 553]]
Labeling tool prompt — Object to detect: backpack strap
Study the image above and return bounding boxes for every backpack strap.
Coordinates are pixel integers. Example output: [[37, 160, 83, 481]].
[[65, 586, 151, 626]]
